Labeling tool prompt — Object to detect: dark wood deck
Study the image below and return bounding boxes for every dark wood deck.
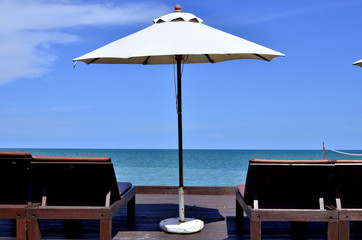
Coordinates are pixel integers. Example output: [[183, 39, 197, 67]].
[[0, 186, 362, 240]]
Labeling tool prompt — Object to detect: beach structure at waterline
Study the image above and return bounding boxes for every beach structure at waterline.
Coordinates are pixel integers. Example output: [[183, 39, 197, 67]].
[[73, 4, 284, 234]]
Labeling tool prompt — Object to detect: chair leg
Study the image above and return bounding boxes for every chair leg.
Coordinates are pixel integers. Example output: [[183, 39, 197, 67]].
[[16, 218, 27, 240], [250, 220, 261, 240], [100, 218, 112, 240], [27, 217, 42, 240], [235, 199, 244, 224], [338, 221, 349, 240], [327, 220, 339, 240], [127, 196, 136, 221]]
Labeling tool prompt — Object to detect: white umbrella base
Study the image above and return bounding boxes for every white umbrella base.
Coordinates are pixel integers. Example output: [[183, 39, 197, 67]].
[[159, 217, 204, 234]]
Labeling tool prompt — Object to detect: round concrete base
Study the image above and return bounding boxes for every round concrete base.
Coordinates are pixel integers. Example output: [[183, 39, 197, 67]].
[[159, 217, 204, 234]]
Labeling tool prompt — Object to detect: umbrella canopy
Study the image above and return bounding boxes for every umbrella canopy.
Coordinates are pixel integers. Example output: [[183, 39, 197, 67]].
[[74, 4, 284, 233], [353, 59, 362, 67], [74, 6, 284, 65]]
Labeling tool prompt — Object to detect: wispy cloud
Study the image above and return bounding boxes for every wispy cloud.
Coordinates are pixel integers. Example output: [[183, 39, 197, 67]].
[[0, 0, 168, 85]]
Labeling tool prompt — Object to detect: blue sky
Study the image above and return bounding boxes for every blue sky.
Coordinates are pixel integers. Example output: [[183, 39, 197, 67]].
[[0, 0, 361, 150]]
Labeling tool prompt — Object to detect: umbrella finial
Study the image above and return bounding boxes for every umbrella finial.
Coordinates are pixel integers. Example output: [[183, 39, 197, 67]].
[[174, 4, 182, 12]]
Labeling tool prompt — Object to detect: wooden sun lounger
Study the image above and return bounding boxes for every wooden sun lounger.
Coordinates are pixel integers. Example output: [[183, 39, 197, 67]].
[[332, 159, 362, 240], [0, 151, 33, 240], [26, 156, 135, 240], [236, 158, 338, 240]]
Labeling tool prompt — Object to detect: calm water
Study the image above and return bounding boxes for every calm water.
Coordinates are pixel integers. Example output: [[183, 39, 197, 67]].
[[2, 148, 362, 186]]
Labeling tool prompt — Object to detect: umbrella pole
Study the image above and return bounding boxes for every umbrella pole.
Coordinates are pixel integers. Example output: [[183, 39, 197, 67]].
[[158, 55, 203, 234], [176, 55, 185, 222]]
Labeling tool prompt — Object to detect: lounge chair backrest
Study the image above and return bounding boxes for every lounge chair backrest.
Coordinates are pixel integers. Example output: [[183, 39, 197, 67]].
[[332, 159, 362, 209], [0, 152, 32, 204], [31, 156, 120, 207], [0, 151, 32, 158], [32, 156, 111, 162], [244, 158, 333, 209]]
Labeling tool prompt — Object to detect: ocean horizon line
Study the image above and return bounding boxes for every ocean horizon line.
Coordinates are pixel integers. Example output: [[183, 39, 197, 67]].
[[1, 147, 361, 151]]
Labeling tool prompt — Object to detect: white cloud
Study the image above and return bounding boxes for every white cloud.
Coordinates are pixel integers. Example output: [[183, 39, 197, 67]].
[[0, 0, 168, 84]]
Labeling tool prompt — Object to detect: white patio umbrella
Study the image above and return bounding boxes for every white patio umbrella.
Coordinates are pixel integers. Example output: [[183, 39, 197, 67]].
[[353, 59, 362, 67], [74, 5, 284, 234]]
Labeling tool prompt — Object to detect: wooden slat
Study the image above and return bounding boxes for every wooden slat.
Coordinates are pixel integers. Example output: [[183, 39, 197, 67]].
[[105, 190, 111, 207], [327, 220, 339, 240], [100, 218, 112, 240], [338, 221, 350, 240], [250, 220, 261, 240], [28, 207, 112, 219], [0, 207, 27, 217], [16, 218, 27, 240], [135, 186, 235, 195], [339, 210, 362, 221], [250, 209, 337, 222]]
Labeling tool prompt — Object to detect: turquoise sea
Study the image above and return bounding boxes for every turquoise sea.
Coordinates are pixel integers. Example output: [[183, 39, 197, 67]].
[[2, 148, 362, 186]]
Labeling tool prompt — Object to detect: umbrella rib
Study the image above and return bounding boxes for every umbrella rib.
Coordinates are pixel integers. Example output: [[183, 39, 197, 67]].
[[254, 54, 270, 62], [143, 56, 151, 65], [89, 58, 100, 64], [205, 54, 215, 63]]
